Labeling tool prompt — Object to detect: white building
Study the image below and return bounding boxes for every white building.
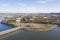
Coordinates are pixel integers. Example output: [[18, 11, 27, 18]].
[[30, 18, 34, 21], [16, 20, 20, 22], [43, 16, 48, 19], [16, 18, 22, 22]]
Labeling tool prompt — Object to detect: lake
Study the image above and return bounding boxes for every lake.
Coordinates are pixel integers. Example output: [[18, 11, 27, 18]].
[[0, 17, 60, 40], [0, 17, 13, 32]]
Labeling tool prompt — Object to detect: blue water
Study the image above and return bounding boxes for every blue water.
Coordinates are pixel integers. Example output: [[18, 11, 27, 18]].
[[0, 17, 12, 31], [0, 17, 4, 22]]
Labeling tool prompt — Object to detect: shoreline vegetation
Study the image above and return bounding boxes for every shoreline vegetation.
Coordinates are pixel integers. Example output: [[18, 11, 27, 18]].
[[20, 23, 57, 31], [1, 15, 59, 31], [1, 22, 58, 31], [1, 21, 58, 31], [1, 22, 20, 28]]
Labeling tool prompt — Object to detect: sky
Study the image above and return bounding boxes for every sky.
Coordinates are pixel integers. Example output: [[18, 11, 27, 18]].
[[0, 0, 60, 13]]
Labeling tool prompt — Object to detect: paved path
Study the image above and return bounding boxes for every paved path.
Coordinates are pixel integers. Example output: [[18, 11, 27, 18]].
[[0, 27, 24, 36]]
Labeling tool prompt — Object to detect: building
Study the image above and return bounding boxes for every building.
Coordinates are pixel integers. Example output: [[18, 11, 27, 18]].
[[15, 18, 22, 22]]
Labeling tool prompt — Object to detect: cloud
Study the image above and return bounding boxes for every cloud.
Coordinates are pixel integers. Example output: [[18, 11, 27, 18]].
[[0, 5, 59, 13], [0, 0, 59, 13], [0, 6, 40, 13], [35, 0, 55, 4], [0, 6, 60, 13], [14, 6, 60, 13], [36, 0, 47, 4]]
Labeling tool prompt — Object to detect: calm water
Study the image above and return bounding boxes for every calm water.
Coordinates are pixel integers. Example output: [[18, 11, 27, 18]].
[[0, 17, 12, 31], [0, 27, 60, 40], [0, 17, 60, 40]]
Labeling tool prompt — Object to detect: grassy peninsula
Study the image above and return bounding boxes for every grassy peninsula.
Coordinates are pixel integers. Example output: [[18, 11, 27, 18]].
[[1, 14, 59, 31]]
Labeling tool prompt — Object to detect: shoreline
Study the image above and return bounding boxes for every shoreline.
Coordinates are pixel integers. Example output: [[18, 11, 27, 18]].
[[0, 22, 58, 36], [23, 24, 58, 31], [1, 22, 15, 28]]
